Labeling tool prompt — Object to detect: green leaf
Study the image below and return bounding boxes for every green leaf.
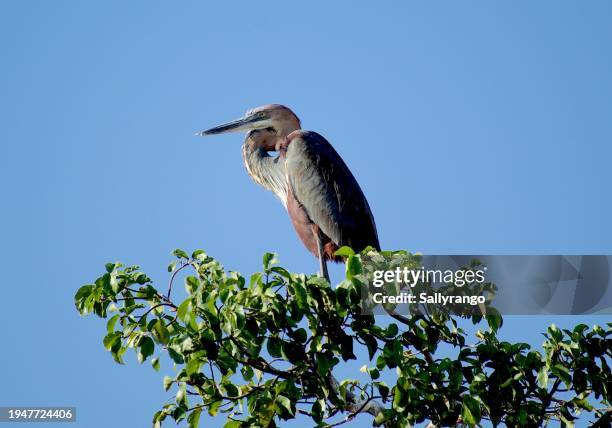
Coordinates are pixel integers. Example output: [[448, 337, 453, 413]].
[[187, 407, 201, 428], [152, 411, 166, 428], [376, 381, 390, 401], [392, 384, 404, 412], [548, 324, 563, 343], [223, 382, 239, 398], [152, 320, 170, 345], [572, 323, 589, 335], [177, 298, 191, 322], [249, 272, 263, 288], [103, 332, 122, 351], [192, 249, 207, 261], [461, 395, 481, 426], [106, 314, 120, 333], [316, 354, 333, 376], [74, 284, 94, 314], [111, 345, 126, 365], [334, 246, 355, 257], [241, 365, 254, 381], [263, 252, 277, 271], [346, 255, 362, 278], [537, 367, 549, 388], [271, 266, 291, 280], [290, 281, 308, 311], [276, 395, 294, 416], [151, 357, 160, 371], [163, 376, 173, 391], [186, 357, 201, 376], [360, 334, 379, 360], [573, 397, 593, 411], [176, 382, 187, 405], [382, 340, 402, 368], [559, 408, 576, 428], [267, 337, 282, 358], [385, 323, 399, 338], [311, 400, 324, 422], [552, 363, 571, 386], [292, 328, 308, 344], [374, 412, 386, 426], [137, 336, 155, 363], [172, 249, 189, 259], [105, 262, 118, 273], [369, 368, 380, 379], [185, 276, 200, 294], [168, 346, 185, 364], [208, 399, 222, 417], [485, 307, 503, 333], [339, 333, 356, 361], [373, 409, 394, 426]]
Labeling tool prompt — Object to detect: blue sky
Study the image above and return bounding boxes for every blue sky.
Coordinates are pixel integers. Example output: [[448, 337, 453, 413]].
[[1, 1, 610, 427]]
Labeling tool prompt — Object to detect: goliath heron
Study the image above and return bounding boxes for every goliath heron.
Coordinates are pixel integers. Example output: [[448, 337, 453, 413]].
[[197, 104, 380, 281]]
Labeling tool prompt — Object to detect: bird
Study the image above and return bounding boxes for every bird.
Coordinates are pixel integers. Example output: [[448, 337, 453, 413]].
[[197, 104, 380, 282]]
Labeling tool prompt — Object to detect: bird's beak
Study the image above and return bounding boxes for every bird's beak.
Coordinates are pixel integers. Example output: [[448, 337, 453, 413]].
[[196, 114, 269, 136]]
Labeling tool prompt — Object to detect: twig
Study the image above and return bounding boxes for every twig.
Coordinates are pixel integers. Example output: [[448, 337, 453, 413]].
[[167, 262, 194, 300], [138, 303, 176, 323]]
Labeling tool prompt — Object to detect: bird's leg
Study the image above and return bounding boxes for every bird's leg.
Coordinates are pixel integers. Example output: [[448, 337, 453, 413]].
[[314, 230, 330, 283], [319, 251, 329, 284]]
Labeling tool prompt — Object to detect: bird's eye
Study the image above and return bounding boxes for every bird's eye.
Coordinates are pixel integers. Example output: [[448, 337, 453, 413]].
[[258, 112, 266, 118]]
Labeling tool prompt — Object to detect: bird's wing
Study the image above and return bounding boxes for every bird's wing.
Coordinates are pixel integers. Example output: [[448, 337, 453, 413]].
[[284, 131, 380, 251]]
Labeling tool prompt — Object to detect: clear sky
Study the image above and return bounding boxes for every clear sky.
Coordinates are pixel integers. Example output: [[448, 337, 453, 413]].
[[1, 1, 610, 427]]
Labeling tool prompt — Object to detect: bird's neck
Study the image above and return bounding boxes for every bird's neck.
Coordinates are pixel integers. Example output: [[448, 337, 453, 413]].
[[242, 139, 289, 207]]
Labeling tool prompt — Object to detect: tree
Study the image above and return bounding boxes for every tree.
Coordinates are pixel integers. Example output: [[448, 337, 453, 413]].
[[74, 248, 611, 427]]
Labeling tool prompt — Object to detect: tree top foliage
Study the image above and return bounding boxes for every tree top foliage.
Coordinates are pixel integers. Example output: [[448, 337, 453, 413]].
[[75, 248, 611, 427]]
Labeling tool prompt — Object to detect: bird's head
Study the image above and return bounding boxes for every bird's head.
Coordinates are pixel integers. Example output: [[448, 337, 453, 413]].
[[197, 104, 301, 139]]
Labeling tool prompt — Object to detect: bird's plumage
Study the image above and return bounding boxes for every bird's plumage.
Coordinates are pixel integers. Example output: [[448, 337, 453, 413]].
[[281, 130, 380, 260]]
